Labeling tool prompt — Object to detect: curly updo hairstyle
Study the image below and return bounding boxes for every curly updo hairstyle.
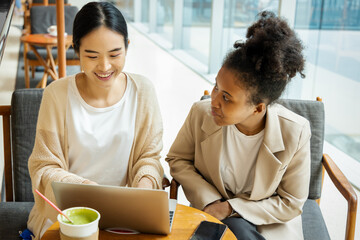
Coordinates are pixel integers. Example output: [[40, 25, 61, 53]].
[[223, 11, 305, 105]]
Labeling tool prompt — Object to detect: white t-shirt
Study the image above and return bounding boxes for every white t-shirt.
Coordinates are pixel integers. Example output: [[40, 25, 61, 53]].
[[66, 74, 137, 186], [220, 125, 264, 195]]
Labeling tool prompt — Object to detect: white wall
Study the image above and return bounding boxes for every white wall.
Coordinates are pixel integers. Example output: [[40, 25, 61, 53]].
[[68, 0, 98, 10]]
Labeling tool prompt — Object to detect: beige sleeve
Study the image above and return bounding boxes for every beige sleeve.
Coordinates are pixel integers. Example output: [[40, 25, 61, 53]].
[[130, 80, 164, 189], [166, 103, 223, 210], [28, 85, 90, 215]]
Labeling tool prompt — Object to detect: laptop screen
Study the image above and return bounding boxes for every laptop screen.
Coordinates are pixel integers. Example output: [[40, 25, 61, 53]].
[[52, 181, 176, 235]]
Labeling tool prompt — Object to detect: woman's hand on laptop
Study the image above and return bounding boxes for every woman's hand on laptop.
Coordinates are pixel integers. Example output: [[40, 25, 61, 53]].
[[136, 177, 153, 189], [82, 179, 98, 185]]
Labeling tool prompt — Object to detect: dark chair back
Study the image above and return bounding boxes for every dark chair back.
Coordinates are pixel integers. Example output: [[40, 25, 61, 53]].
[[0, 89, 43, 240], [30, 5, 78, 35], [10, 89, 44, 202], [276, 99, 325, 200]]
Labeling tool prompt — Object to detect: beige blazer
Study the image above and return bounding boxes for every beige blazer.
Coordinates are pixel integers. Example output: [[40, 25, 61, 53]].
[[166, 100, 311, 239]]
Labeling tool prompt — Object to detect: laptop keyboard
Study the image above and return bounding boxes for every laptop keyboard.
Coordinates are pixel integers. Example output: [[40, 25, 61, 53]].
[[169, 210, 175, 231], [168, 199, 177, 231], [169, 210, 174, 225], [169, 211, 174, 225]]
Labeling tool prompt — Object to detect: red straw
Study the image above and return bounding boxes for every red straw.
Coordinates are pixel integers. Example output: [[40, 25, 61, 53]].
[[35, 189, 74, 224]]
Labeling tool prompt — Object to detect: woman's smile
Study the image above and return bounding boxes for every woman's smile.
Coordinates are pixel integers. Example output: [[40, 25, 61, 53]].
[[94, 72, 114, 81]]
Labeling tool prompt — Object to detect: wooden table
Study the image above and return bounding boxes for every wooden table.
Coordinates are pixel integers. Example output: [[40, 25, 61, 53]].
[[20, 33, 73, 88], [41, 204, 236, 240]]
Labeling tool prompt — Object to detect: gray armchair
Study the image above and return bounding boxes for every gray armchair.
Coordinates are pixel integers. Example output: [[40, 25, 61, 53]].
[[169, 94, 358, 240], [0, 89, 43, 239], [277, 98, 357, 240]]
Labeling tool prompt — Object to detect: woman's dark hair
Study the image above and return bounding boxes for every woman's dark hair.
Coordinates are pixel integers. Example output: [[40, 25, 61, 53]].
[[72, 1, 128, 53], [223, 11, 305, 105]]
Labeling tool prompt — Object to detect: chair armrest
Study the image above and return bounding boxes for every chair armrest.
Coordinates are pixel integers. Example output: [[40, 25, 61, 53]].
[[162, 175, 171, 190], [170, 179, 180, 199], [0, 106, 12, 202], [322, 154, 358, 240]]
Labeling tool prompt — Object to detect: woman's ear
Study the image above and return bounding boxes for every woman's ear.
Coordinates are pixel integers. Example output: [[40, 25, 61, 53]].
[[254, 103, 266, 114], [125, 39, 130, 55]]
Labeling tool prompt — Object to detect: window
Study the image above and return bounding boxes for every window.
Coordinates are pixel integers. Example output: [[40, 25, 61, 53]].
[[294, 0, 360, 187]]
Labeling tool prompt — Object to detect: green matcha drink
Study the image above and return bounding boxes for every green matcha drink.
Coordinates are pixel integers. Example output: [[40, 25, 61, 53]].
[[62, 208, 98, 225], [58, 207, 100, 238]]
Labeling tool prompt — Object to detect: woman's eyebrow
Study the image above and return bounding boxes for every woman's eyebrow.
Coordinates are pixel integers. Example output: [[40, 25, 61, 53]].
[[84, 48, 122, 54], [109, 48, 122, 52], [222, 90, 233, 98], [84, 49, 98, 53], [215, 79, 233, 98]]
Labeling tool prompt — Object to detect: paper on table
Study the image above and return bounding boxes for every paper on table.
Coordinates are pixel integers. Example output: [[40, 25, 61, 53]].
[[104, 228, 139, 235]]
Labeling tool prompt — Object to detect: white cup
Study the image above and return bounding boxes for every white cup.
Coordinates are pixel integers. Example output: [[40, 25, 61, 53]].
[[47, 25, 57, 35], [58, 207, 100, 239]]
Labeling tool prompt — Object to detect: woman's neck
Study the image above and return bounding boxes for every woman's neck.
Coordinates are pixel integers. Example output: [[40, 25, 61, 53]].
[[235, 111, 266, 136], [75, 72, 127, 108]]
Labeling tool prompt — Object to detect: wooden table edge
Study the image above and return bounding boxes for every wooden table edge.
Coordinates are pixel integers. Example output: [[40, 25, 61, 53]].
[[41, 204, 236, 239]]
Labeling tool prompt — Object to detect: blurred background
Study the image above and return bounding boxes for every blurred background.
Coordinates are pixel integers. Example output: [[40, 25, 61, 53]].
[[1, 1, 359, 239]]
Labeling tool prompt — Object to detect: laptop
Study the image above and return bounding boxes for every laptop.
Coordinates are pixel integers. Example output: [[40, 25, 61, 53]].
[[51, 181, 177, 235]]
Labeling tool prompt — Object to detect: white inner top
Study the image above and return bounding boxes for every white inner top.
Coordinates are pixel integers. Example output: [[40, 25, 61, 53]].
[[67, 74, 137, 186], [220, 124, 264, 195]]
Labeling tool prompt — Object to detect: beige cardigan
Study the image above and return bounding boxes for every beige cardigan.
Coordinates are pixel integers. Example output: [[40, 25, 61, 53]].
[[166, 100, 311, 239], [27, 73, 164, 239]]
